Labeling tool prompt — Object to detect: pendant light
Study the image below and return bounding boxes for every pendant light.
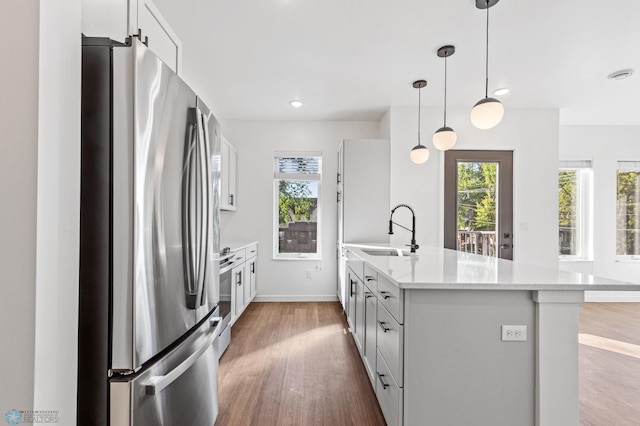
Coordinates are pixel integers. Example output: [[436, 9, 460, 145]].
[[470, 0, 504, 130], [410, 80, 429, 164], [433, 45, 457, 151]]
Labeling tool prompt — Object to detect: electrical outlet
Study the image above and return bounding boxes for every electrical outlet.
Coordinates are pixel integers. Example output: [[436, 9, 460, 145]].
[[501, 325, 527, 342], [306, 271, 312, 279]]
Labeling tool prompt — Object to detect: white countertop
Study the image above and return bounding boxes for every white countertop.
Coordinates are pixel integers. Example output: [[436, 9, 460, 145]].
[[344, 244, 640, 291], [221, 241, 258, 252]]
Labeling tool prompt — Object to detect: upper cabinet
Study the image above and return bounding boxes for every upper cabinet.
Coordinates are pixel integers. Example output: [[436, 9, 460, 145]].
[[221, 136, 238, 211], [82, 0, 182, 74]]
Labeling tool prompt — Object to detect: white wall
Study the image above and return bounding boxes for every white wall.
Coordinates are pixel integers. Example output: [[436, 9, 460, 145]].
[[388, 106, 560, 268], [0, 0, 40, 413], [560, 125, 640, 301], [34, 0, 81, 420], [219, 121, 379, 300], [0, 0, 80, 422]]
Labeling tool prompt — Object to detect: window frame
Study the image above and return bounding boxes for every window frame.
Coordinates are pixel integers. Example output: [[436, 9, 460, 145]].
[[558, 160, 593, 261], [615, 161, 640, 260], [273, 152, 323, 260]]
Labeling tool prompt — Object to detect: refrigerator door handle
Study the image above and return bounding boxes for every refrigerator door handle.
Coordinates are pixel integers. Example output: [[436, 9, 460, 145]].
[[182, 110, 199, 309], [195, 109, 211, 307], [142, 320, 222, 396]]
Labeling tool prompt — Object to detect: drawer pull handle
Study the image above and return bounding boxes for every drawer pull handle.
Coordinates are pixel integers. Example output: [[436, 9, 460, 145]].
[[377, 320, 390, 333], [365, 292, 375, 299], [377, 372, 389, 390], [378, 290, 391, 300], [365, 275, 376, 282]]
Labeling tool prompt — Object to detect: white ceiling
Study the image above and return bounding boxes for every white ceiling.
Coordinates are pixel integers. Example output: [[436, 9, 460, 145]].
[[154, 0, 640, 125]]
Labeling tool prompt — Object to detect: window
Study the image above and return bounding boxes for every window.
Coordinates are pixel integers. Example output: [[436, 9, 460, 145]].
[[616, 161, 640, 258], [558, 160, 592, 259], [274, 153, 322, 259]]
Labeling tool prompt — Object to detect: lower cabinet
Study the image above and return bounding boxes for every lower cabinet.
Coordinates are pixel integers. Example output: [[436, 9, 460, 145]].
[[376, 349, 403, 426], [347, 269, 357, 331], [230, 243, 258, 325], [363, 286, 377, 384], [354, 279, 365, 355], [346, 250, 404, 426], [248, 256, 257, 299], [232, 263, 245, 319]]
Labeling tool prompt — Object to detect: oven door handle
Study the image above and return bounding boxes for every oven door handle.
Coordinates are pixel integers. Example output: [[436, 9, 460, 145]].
[[143, 320, 222, 396], [219, 261, 235, 274]]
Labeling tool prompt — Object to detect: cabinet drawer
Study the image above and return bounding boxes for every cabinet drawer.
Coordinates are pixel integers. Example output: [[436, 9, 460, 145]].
[[376, 348, 403, 426], [246, 243, 258, 259], [376, 273, 403, 324], [346, 250, 364, 281], [233, 248, 246, 264], [376, 302, 403, 386], [363, 264, 378, 292]]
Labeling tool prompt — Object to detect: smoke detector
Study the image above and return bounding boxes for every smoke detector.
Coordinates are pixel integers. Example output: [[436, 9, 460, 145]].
[[608, 69, 634, 80]]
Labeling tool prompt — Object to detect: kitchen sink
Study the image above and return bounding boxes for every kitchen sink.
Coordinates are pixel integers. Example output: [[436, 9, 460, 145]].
[[361, 248, 412, 257]]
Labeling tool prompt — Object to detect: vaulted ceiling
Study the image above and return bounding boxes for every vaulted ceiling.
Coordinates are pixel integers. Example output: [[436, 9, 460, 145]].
[[154, 0, 639, 125]]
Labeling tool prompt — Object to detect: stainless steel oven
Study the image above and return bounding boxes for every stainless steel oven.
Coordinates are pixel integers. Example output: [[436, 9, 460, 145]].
[[215, 250, 235, 357]]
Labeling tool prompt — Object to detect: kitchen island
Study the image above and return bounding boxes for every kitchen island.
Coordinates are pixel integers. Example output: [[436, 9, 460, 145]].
[[341, 244, 640, 426]]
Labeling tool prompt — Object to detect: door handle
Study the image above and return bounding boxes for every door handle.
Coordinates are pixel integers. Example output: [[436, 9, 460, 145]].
[[182, 109, 199, 309], [377, 320, 390, 333], [195, 108, 210, 308], [143, 323, 219, 395], [229, 194, 234, 206], [378, 290, 391, 300], [377, 372, 389, 390]]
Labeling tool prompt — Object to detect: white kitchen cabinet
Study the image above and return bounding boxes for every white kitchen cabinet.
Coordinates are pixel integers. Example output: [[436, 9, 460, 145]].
[[354, 279, 365, 355], [346, 269, 357, 332], [338, 139, 390, 244], [136, 0, 182, 73], [248, 257, 257, 300], [221, 136, 238, 211], [337, 139, 389, 311], [229, 243, 258, 325], [363, 268, 378, 385], [82, 0, 182, 74], [231, 263, 245, 320]]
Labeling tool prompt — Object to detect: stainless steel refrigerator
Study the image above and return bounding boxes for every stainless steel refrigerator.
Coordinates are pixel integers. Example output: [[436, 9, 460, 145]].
[[79, 37, 222, 425]]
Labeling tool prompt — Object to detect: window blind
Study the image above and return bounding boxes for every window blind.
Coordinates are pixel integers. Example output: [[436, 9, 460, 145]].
[[617, 161, 640, 171], [274, 155, 321, 180], [559, 160, 592, 169]]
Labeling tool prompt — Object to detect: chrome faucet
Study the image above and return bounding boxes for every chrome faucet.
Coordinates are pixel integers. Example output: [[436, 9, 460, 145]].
[[388, 204, 419, 253]]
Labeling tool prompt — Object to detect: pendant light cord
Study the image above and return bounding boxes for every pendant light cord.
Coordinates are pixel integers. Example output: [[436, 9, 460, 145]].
[[417, 86, 422, 146], [444, 55, 448, 126], [485, 0, 490, 99]]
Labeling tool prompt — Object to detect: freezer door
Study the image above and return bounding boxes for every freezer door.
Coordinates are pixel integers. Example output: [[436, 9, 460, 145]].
[[110, 315, 222, 426], [112, 39, 199, 371]]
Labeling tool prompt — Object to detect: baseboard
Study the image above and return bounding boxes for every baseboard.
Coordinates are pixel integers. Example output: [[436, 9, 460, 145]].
[[585, 291, 640, 302], [253, 294, 339, 302]]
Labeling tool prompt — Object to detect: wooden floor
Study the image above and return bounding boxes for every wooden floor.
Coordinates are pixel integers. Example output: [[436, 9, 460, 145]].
[[216, 302, 640, 426], [215, 302, 385, 426], [579, 303, 640, 426]]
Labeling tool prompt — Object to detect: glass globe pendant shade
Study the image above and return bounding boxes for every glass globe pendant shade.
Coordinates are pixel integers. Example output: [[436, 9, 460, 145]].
[[410, 144, 430, 164], [432, 126, 457, 151], [470, 97, 504, 130]]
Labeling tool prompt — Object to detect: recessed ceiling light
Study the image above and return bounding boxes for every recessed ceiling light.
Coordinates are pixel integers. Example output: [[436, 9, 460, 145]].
[[493, 87, 510, 96], [608, 69, 634, 80], [289, 100, 303, 108]]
